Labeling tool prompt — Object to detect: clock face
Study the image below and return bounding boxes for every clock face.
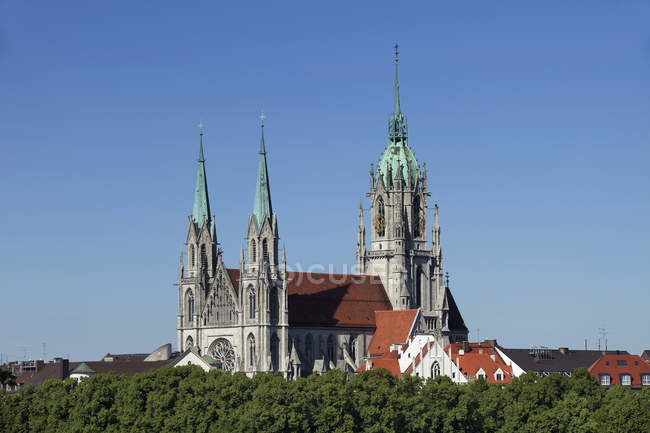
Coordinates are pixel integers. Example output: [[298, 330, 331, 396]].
[[373, 213, 386, 234]]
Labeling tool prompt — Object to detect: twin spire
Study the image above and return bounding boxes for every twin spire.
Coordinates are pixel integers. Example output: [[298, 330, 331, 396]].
[[191, 114, 273, 231], [191, 123, 211, 228], [253, 111, 273, 228]]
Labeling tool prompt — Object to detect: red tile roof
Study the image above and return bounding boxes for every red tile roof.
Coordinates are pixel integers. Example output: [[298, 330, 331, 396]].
[[356, 351, 402, 377], [446, 342, 513, 384], [588, 354, 650, 389], [367, 310, 419, 356], [227, 269, 392, 328]]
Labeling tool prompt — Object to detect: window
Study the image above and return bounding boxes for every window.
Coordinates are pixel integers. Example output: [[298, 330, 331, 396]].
[[327, 335, 336, 363], [190, 245, 195, 267], [250, 239, 256, 262], [642, 374, 650, 386], [200, 244, 207, 269], [599, 374, 611, 386], [349, 335, 357, 363], [262, 239, 269, 263], [496, 373, 503, 381], [431, 361, 440, 378], [248, 334, 256, 368], [617, 360, 627, 366], [412, 195, 422, 238], [376, 198, 385, 237], [620, 374, 632, 386], [305, 334, 313, 365], [270, 333, 280, 371], [185, 336, 194, 350], [248, 287, 256, 319], [187, 291, 195, 323]]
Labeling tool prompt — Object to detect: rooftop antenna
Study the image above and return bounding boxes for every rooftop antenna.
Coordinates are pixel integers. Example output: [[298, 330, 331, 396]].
[[598, 328, 607, 353]]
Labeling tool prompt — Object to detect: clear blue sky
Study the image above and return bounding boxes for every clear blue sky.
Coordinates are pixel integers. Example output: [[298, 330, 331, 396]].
[[1, 1, 649, 362]]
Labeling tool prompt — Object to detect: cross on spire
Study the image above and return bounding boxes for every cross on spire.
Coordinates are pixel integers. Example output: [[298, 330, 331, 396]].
[[260, 109, 265, 127], [199, 120, 204, 135]]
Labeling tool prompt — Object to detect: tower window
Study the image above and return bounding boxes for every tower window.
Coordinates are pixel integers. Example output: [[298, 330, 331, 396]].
[[431, 361, 440, 378], [200, 244, 207, 269], [187, 291, 195, 323], [413, 195, 422, 238], [249, 287, 256, 319], [250, 239, 257, 262], [190, 245, 195, 267], [262, 239, 269, 263], [375, 198, 386, 237]]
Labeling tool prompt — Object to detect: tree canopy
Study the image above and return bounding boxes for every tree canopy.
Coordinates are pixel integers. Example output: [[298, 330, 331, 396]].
[[1, 367, 648, 433]]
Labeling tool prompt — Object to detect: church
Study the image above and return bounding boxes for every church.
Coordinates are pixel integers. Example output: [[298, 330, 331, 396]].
[[175, 49, 468, 377]]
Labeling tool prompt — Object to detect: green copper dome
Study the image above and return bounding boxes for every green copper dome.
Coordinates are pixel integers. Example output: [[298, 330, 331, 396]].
[[377, 141, 420, 187], [376, 45, 420, 187]]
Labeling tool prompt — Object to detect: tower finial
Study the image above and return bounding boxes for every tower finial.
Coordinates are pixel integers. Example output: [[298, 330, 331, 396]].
[[260, 109, 265, 127], [393, 43, 400, 115]]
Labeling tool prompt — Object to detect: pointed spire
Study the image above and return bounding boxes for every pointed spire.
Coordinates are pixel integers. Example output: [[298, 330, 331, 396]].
[[240, 243, 245, 268], [192, 123, 211, 227], [393, 43, 401, 115], [253, 111, 273, 228], [281, 244, 286, 273], [359, 198, 364, 221], [388, 44, 407, 143]]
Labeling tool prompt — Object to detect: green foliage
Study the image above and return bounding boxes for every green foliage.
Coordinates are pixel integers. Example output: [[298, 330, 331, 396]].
[[1, 366, 648, 433]]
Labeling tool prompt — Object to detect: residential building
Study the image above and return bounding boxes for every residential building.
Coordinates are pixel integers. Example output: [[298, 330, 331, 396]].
[[588, 353, 650, 389], [495, 344, 628, 378]]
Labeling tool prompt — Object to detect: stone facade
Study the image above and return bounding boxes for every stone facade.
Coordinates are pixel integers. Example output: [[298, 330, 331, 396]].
[[176, 51, 468, 377]]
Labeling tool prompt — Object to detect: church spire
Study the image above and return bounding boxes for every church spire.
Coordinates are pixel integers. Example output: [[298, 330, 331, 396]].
[[389, 44, 407, 143], [253, 111, 273, 228], [192, 122, 211, 227], [393, 43, 401, 115]]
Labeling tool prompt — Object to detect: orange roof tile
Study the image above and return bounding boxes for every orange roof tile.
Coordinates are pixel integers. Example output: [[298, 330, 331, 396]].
[[588, 354, 650, 389], [446, 342, 513, 384], [367, 310, 419, 356]]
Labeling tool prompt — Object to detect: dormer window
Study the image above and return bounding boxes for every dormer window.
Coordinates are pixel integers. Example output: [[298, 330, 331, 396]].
[[620, 374, 632, 386]]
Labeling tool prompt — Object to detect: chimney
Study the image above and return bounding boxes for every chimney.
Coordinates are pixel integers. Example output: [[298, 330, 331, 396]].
[[558, 347, 569, 355], [483, 339, 497, 348], [462, 341, 470, 352]]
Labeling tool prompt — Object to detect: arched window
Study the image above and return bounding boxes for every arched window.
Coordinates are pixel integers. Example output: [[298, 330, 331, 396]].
[[327, 335, 336, 363], [248, 286, 256, 319], [305, 334, 313, 365], [248, 334, 256, 368], [269, 286, 279, 325], [415, 267, 423, 308], [186, 290, 195, 323], [200, 244, 207, 269], [262, 239, 269, 263], [413, 195, 422, 238], [185, 336, 194, 350], [189, 245, 195, 267], [431, 361, 440, 378], [349, 335, 357, 363], [250, 239, 257, 262], [376, 198, 386, 237], [270, 333, 279, 371]]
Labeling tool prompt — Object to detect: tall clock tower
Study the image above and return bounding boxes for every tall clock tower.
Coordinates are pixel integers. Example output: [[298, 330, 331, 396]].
[[356, 47, 465, 342]]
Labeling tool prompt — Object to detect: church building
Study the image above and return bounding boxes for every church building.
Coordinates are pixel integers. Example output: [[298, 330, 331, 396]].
[[175, 49, 468, 377]]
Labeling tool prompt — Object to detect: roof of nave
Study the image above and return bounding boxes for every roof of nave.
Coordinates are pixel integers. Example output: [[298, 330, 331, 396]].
[[227, 269, 392, 328]]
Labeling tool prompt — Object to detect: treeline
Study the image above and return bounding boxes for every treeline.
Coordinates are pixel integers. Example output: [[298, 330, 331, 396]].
[[1, 367, 649, 433]]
